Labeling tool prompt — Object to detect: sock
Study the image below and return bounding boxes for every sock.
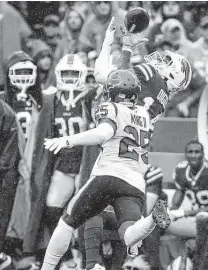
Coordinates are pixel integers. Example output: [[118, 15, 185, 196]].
[[41, 218, 74, 270], [45, 207, 64, 234], [124, 214, 156, 247], [84, 215, 103, 270]]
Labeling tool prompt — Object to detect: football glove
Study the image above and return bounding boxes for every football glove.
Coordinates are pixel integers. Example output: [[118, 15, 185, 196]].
[[44, 137, 74, 154], [120, 25, 148, 52]]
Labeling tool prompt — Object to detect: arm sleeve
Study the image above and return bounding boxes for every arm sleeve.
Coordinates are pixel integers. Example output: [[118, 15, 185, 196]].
[[94, 45, 112, 84]]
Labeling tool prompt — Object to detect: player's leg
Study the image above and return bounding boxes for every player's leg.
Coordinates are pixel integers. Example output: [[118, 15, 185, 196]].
[[45, 170, 76, 233], [41, 176, 110, 270], [84, 214, 104, 270], [193, 212, 208, 270]]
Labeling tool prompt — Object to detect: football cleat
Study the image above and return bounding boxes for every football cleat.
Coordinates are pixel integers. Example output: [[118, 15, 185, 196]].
[[0, 252, 12, 270], [152, 199, 171, 229], [127, 241, 142, 258]]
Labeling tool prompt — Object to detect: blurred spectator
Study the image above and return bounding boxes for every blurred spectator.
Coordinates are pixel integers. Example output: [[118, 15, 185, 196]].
[[60, 7, 85, 54], [125, 1, 143, 11], [79, 2, 126, 53], [88, 50, 98, 68], [29, 40, 56, 89], [41, 15, 66, 62], [76, 51, 88, 66], [160, 19, 195, 59], [26, 1, 60, 35], [0, 2, 32, 91], [189, 16, 208, 82], [158, 18, 206, 118], [147, 1, 184, 53]]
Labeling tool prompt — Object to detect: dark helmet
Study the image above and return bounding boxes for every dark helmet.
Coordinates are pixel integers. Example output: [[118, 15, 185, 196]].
[[103, 70, 141, 106]]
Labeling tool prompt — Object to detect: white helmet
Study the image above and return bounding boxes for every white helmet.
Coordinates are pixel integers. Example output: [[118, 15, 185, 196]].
[[144, 50, 192, 93], [55, 54, 87, 100], [8, 60, 37, 101]]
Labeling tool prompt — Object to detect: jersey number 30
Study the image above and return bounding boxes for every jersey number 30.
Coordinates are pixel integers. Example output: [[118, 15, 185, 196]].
[[119, 126, 148, 164]]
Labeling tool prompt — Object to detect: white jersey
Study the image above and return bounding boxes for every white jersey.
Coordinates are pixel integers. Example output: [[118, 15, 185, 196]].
[[91, 102, 150, 193]]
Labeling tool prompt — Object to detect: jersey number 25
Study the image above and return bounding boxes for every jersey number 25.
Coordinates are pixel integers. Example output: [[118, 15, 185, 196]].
[[119, 125, 148, 164]]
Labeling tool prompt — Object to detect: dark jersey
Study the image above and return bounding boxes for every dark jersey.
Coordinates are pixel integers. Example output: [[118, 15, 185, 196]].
[[54, 94, 88, 174], [13, 99, 33, 139], [132, 63, 169, 123], [173, 160, 208, 210]]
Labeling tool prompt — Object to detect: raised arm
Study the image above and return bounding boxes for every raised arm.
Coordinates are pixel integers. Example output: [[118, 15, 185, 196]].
[[94, 17, 116, 84]]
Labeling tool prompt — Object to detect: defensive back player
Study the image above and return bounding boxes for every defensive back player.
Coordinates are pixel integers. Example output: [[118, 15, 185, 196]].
[[42, 68, 170, 270]]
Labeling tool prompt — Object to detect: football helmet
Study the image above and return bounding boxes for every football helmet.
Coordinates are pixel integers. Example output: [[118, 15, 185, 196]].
[[55, 54, 87, 103], [144, 50, 192, 93], [103, 69, 141, 107], [8, 60, 37, 101]]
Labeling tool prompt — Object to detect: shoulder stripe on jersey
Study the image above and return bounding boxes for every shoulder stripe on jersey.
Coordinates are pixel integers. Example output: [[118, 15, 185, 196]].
[[111, 102, 118, 116], [146, 167, 162, 178], [142, 63, 154, 78], [98, 118, 117, 135], [146, 172, 163, 185], [175, 181, 182, 190], [135, 65, 150, 81]]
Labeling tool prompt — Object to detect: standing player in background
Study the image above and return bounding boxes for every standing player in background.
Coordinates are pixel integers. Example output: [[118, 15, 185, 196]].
[[22, 54, 92, 268], [165, 140, 208, 270], [42, 64, 171, 270], [1, 50, 42, 139], [0, 51, 42, 267]]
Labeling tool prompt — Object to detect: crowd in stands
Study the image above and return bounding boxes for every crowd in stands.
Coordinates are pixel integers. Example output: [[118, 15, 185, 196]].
[[0, 1, 208, 270], [1, 1, 208, 117]]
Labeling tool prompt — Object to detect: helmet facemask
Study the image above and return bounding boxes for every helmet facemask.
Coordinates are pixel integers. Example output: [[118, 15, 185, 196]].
[[8, 61, 37, 102], [144, 50, 192, 93], [55, 54, 87, 108]]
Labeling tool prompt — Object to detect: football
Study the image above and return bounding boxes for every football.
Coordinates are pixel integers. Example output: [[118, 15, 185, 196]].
[[124, 7, 150, 33]]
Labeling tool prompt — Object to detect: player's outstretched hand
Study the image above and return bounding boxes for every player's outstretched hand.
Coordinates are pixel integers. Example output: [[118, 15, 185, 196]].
[[103, 16, 116, 47], [120, 24, 148, 50], [44, 137, 72, 154]]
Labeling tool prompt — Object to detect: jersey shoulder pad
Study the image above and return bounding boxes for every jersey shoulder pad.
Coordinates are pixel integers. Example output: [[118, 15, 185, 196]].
[[177, 160, 188, 169], [95, 101, 117, 124], [133, 63, 156, 82]]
